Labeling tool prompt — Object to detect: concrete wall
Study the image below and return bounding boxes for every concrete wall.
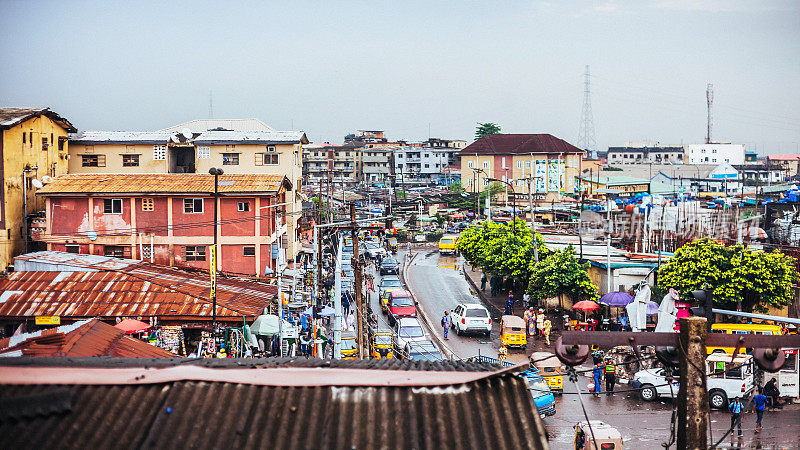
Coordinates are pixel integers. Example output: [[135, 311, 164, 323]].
[[1, 114, 71, 271]]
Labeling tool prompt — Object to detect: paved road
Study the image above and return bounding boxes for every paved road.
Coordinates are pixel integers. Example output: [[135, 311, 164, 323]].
[[403, 250, 800, 449]]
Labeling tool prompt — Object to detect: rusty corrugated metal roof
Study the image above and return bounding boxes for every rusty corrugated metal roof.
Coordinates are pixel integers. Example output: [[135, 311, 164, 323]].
[[0, 319, 174, 358], [0, 107, 77, 132], [37, 173, 291, 195], [0, 268, 274, 321], [0, 359, 549, 449]]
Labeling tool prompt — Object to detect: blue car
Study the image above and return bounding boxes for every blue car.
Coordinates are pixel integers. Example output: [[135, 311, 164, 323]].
[[522, 368, 557, 417]]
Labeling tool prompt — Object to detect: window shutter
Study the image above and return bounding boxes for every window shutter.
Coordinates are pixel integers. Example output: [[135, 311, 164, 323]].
[[255, 153, 263, 166], [98, 154, 106, 167]]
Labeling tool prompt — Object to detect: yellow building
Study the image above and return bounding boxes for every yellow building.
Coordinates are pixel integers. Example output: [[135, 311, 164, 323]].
[[460, 134, 585, 204], [68, 120, 308, 261], [0, 107, 76, 271]]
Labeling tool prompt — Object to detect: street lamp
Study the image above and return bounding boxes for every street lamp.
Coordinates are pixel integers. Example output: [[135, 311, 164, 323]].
[[471, 168, 487, 219], [488, 177, 516, 236], [209, 167, 223, 337]]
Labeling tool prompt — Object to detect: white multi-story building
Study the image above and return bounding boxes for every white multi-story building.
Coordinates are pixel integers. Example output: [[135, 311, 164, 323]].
[[394, 147, 457, 181], [685, 143, 745, 165]]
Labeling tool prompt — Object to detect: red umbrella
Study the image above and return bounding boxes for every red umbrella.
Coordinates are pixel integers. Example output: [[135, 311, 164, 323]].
[[114, 318, 151, 334], [572, 300, 601, 312]]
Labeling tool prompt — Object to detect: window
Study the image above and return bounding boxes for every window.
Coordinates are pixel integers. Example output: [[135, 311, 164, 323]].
[[467, 161, 473, 169], [104, 246, 126, 258], [483, 161, 489, 169], [103, 199, 123, 214], [264, 145, 278, 165], [142, 198, 154, 211], [65, 244, 80, 254], [712, 149, 717, 153], [424, 154, 429, 158], [525, 161, 531, 168], [237, 202, 250, 212], [22, 132, 26, 144], [712, 158, 717, 163], [517, 161, 523, 169], [243, 246, 256, 257], [153, 145, 166, 160], [29, 132, 32, 146], [701, 149, 706, 154], [197, 146, 210, 159], [184, 246, 206, 261], [184, 198, 204, 213], [398, 154, 403, 158], [41, 137, 48, 151], [81, 154, 106, 167], [222, 153, 239, 165], [424, 164, 429, 168], [122, 154, 140, 166]]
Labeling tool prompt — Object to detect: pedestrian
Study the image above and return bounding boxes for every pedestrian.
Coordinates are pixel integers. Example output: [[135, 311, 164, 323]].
[[342, 293, 350, 317], [536, 309, 545, 338], [543, 317, 552, 346], [523, 307, 533, 334], [407, 241, 411, 256], [504, 296, 514, 316], [592, 361, 604, 397], [498, 344, 508, 362], [441, 311, 451, 340], [480, 273, 487, 291], [729, 396, 744, 437], [752, 387, 768, 434], [490, 276, 498, 296], [523, 292, 530, 308], [764, 377, 781, 409], [604, 357, 617, 395]]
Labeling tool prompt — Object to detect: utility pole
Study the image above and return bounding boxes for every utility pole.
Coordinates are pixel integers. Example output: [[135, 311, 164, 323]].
[[527, 176, 539, 262], [706, 84, 714, 144], [350, 203, 365, 359], [677, 316, 709, 450]]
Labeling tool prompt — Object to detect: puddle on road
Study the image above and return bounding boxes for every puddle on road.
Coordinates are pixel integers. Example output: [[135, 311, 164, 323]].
[[437, 255, 461, 271]]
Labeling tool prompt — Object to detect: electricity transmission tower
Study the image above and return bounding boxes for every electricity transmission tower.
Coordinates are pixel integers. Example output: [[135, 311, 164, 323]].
[[578, 65, 597, 151]]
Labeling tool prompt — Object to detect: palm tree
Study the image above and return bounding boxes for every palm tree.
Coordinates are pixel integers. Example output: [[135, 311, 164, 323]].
[[475, 122, 501, 139]]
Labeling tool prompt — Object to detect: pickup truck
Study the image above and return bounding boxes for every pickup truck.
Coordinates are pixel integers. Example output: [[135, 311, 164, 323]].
[[631, 353, 754, 409]]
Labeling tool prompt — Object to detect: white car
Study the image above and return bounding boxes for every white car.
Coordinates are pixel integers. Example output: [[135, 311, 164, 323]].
[[450, 303, 491, 336], [394, 317, 427, 352], [363, 242, 387, 259], [631, 354, 754, 409]]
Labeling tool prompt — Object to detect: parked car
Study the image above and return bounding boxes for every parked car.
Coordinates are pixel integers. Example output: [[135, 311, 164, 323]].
[[378, 276, 403, 297], [380, 257, 400, 275], [404, 339, 442, 361], [394, 317, 427, 352], [387, 289, 416, 325], [631, 353, 754, 409], [450, 303, 491, 336]]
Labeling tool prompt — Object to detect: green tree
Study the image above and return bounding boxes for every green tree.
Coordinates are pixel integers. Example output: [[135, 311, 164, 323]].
[[475, 122, 501, 139], [527, 245, 599, 306], [479, 181, 504, 204], [657, 238, 796, 312], [448, 182, 465, 194], [396, 190, 408, 200]]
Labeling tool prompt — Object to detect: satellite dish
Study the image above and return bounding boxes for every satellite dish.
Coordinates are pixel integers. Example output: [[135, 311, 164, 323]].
[[182, 128, 193, 140], [31, 179, 44, 189], [41, 175, 53, 184]]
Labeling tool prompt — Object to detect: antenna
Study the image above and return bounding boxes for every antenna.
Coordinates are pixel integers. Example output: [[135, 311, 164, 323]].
[[706, 84, 713, 144], [209, 90, 213, 119], [578, 65, 597, 152]]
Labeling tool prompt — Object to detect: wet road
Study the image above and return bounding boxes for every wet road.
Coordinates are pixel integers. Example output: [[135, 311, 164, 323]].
[[403, 249, 800, 449]]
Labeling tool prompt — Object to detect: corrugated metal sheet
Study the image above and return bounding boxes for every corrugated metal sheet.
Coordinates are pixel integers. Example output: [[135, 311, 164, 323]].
[[0, 268, 275, 321], [37, 173, 289, 195], [159, 118, 276, 133], [462, 133, 583, 156], [0, 319, 175, 358], [0, 107, 76, 132], [0, 360, 548, 449]]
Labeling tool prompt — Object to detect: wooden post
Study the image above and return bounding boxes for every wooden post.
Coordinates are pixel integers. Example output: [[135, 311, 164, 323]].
[[350, 203, 365, 359], [677, 316, 709, 450]]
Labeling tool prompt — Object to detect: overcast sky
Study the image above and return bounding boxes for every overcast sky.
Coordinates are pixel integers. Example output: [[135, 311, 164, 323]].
[[2, 1, 798, 153]]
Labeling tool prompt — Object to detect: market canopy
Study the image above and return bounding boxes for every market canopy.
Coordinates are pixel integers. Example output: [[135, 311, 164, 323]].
[[572, 301, 601, 312], [303, 305, 335, 317], [250, 314, 293, 336], [114, 319, 150, 334], [600, 291, 634, 307], [646, 301, 660, 316]]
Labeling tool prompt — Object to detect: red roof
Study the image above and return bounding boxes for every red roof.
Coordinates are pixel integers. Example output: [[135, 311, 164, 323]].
[[460, 134, 584, 156], [0, 319, 175, 357]]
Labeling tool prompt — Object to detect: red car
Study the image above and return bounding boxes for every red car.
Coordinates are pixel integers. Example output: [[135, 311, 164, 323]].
[[387, 290, 416, 325]]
